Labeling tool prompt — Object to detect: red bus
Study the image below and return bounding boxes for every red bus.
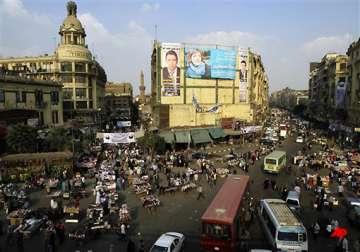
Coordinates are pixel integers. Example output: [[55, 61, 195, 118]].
[[200, 175, 250, 252]]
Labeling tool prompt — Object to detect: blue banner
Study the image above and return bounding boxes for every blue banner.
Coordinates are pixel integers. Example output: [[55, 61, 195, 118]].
[[209, 49, 236, 79], [185, 48, 236, 80]]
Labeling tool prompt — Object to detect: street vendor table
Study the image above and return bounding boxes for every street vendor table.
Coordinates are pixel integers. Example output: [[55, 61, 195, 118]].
[[141, 195, 160, 208], [7, 209, 31, 225]]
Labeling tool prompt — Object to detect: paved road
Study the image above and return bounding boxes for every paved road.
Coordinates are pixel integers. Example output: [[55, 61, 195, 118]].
[[1, 136, 359, 252]]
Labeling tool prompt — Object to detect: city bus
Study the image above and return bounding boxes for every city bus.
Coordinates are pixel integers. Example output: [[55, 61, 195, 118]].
[[263, 151, 286, 174], [200, 175, 250, 252], [258, 199, 308, 251]]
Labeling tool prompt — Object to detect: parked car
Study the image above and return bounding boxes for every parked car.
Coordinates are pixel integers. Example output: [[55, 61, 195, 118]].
[[149, 232, 185, 252], [192, 152, 208, 160], [296, 136, 304, 143], [260, 138, 274, 146]]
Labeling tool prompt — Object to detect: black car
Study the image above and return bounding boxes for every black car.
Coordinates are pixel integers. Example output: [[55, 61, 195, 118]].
[[192, 152, 208, 159], [260, 138, 274, 146]]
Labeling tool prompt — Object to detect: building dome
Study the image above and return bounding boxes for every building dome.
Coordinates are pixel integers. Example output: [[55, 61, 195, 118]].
[[59, 1, 85, 36]]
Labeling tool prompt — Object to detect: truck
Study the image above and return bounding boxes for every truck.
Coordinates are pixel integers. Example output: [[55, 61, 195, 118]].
[[279, 124, 288, 139]]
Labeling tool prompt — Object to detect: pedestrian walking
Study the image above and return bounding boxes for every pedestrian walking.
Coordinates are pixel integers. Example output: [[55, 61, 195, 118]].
[[313, 222, 320, 240], [197, 185, 205, 200], [354, 238, 360, 252], [342, 237, 349, 252], [120, 223, 126, 241]]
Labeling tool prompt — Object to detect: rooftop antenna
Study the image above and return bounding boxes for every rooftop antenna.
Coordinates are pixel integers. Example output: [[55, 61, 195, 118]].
[[154, 24, 158, 42]]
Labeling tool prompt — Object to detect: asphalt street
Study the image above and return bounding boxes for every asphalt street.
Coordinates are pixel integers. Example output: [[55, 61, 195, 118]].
[[1, 136, 359, 252]]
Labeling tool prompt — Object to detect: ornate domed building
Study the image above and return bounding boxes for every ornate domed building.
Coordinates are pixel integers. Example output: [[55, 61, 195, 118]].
[[0, 1, 107, 124]]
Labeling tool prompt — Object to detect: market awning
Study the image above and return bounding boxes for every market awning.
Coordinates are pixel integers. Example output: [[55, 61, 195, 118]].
[[175, 131, 191, 144], [159, 132, 175, 144], [208, 128, 227, 139], [191, 129, 212, 144]]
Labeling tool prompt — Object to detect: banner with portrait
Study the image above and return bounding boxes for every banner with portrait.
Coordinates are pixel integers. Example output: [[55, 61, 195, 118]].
[[335, 79, 347, 109], [239, 49, 248, 102], [185, 48, 236, 80], [161, 43, 181, 97]]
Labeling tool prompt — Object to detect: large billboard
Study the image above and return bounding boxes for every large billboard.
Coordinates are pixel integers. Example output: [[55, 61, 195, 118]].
[[239, 49, 248, 102], [185, 48, 236, 79], [161, 43, 181, 97], [335, 79, 347, 109]]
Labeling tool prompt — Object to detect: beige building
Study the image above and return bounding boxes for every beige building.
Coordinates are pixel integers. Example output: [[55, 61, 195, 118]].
[[308, 53, 348, 123], [0, 74, 63, 126], [270, 88, 308, 110], [346, 38, 360, 127], [150, 42, 269, 129], [0, 1, 107, 124]]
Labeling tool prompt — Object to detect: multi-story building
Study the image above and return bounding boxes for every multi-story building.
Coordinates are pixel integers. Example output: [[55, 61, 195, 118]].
[[308, 53, 348, 123], [104, 82, 133, 127], [0, 73, 63, 126], [270, 88, 308, 111], [150, 41, 269, 129], [346, 38, 360, 127], [0, 1, 107, 124]]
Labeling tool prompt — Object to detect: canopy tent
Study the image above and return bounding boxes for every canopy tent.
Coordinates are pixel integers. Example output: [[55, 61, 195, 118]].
[[208, 128, 227, 139], [175, 131, 191, 144], [191, 129, 212, 144], [159, 132, 175, 144]]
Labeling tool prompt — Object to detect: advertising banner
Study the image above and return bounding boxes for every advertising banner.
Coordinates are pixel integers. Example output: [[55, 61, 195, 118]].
[[103, 132, 136, 144], [239, 49, 248, 102], [335, 80, 347, 109], [209, 49, 236, 79], [185, 48, 236, 79], [116, 121, 131, 128], [161, 43, 181, 97]]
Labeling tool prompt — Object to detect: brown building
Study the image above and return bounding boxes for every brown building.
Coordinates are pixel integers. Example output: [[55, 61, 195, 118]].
[[103, 82, 134, 127], [346, 38, 360, 127]]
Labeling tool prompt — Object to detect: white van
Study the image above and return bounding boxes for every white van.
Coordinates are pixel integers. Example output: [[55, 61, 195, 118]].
[[286, 191, 301, 212], [258, 199, 308, 252]]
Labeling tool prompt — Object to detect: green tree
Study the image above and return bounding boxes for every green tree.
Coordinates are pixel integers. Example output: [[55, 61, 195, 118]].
[[6, 124, 38, 153], [137, 132, 166, 155], [45, 127, 72, 152]]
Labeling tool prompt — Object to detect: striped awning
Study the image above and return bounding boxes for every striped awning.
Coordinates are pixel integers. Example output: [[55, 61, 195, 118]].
[[191, 129, 212, 144], [175, 131, 191, 144], [208, 128, 227, 139], [159, 132, 175, 144]]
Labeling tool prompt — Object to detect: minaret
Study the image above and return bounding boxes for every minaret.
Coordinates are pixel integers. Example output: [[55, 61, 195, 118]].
[[139, 70, 145, 104]]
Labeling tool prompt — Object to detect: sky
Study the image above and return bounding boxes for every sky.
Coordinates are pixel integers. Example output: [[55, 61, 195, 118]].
[[0, 0, 359, 94]]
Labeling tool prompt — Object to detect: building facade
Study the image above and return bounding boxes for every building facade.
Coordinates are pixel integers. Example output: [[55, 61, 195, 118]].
[[308, 53, 348, 123], [270, 88, 308, 111], [104, 82, 133, 127], [0, 1, 106, 124], [0, 74, 63, 126], [346, 38, 360, 127], [150, 41, 269, 129]]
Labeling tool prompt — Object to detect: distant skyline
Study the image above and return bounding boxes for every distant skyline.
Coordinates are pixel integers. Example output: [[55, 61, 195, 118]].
[[0, 0, 359, 94]]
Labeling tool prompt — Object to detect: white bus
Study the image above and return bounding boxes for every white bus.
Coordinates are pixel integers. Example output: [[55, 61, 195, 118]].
[[258, 199, 308, 252], [263, 151, 286, 174]]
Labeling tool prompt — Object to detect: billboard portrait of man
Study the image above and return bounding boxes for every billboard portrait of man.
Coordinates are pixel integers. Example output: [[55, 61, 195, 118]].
[[239, 60, 247, 82], [162, 49, 180, 96]]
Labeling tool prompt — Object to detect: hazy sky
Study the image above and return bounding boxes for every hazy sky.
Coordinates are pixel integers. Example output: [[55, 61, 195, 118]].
[[0, 0, 359, 94]]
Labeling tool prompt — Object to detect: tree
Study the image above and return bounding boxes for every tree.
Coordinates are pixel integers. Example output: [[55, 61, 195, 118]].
[[137, 132, 166, 155], [45, 127, 72, 152], [6, 124, 38, 153]]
